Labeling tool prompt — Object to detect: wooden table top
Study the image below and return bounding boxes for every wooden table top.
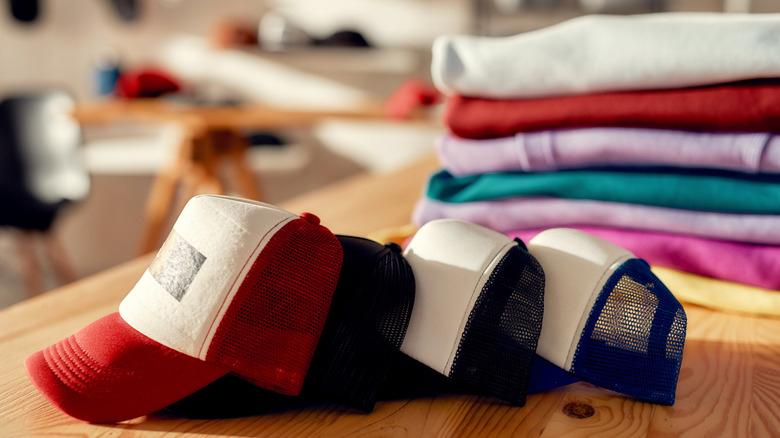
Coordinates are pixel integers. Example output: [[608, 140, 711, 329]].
[[2, 155, 779, 437], [72, 98, 430, 133]]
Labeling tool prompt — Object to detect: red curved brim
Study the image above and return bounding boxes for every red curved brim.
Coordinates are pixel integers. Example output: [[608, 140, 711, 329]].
[[24, 312, 229, 423]]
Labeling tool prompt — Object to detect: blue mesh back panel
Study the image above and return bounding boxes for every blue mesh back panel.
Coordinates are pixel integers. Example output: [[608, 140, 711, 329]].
[[449, 245, 545, 405], [571, 258, 686, 405]]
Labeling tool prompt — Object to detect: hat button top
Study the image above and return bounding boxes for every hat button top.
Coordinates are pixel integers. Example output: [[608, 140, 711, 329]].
[[384, 242, 403, 253], [299, 212, 320, 225]]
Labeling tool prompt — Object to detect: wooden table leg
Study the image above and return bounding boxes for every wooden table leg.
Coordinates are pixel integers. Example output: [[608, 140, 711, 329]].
[[136, 129, 194, 255], [17, 230, 43, 297], [42, 232, 78, 285], [136, 126, 258, 255], [195, 131, 225, 196], [226, 133, 262, 201], [176, 133, 224, 216]]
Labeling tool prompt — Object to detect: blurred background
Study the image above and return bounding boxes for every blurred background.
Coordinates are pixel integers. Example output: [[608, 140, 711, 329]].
[[1, 0, 778, 309]]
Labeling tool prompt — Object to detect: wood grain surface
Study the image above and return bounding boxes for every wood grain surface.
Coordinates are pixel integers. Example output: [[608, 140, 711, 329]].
[[2, 155, 779, 437]]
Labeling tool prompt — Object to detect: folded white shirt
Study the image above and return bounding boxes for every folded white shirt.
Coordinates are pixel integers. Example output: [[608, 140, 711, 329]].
[[432, 12, 780, 98]]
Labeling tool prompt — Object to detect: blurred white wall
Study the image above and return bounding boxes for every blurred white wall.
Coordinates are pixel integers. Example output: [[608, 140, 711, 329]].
[[0, 0, 270, 99], [268, 0, 472, 47], [0, 0, 475, 100], [4, 0, 777, 101]]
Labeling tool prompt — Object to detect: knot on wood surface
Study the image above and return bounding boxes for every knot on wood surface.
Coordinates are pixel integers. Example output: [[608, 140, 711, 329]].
[[562, 402, 595, 419]]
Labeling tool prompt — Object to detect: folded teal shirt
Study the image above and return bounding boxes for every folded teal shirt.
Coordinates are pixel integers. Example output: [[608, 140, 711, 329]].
[[426, 169, 780, 213]]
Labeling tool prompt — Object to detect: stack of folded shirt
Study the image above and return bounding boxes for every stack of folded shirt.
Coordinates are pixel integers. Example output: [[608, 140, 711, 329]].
[[413, 12, 780, 312]]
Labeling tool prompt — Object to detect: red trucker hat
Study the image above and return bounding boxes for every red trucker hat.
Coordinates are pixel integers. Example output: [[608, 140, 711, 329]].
[[24, 195, 343, 423]]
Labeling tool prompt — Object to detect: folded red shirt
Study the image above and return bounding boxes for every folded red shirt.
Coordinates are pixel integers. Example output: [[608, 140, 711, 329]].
[[445, 79, 780, 139]]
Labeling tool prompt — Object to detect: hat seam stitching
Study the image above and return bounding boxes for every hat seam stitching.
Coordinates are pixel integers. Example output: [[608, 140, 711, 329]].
[[444, 240, 515, 374], [64, 336, 103, 377], [44, 338, 91, 394], [564, 253, 634, 370], [56, 340, 91, 389]]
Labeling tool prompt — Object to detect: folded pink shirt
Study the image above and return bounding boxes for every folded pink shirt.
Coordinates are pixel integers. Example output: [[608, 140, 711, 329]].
[[507, 226, 780, 291], [412, 196, 780, 245], [438, 128, 780, 176]]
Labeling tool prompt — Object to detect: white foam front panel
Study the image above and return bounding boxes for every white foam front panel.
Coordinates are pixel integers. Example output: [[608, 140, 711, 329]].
[[527, 228, 633, 369], [119, 195, 295, 358], [401, 219, 516, 375]]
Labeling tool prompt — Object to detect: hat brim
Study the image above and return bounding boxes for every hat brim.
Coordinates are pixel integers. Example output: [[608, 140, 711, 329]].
[[24, 312, 230, 423]]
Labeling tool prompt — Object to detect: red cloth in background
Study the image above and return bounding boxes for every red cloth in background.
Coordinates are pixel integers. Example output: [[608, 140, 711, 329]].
[[116, 69, 181, 99], [445, 80, 780, 139], [384, 77, 441, 120]]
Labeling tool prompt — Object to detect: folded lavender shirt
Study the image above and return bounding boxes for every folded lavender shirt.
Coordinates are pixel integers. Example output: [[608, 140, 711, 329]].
[[412, 196, 780, 245], [507, 226, 780, 291], [438, 128, 780, 176]]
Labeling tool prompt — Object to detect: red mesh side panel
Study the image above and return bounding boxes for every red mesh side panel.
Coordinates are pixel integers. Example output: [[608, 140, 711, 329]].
[[205, 218, 342, 395]]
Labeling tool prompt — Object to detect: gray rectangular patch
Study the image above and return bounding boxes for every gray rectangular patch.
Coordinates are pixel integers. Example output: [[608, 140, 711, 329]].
[[149, 230, 206, 301]]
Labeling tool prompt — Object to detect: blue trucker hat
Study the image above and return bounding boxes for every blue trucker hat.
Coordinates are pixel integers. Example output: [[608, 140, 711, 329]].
[[526, 228, 687, 405]]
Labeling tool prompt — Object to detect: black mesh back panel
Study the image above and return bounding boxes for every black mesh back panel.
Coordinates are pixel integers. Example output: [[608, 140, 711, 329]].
[[448, 244, 545, 405], [303, 237, 415, 412], [168, 236, 415, 417], [571, 258, 686, 405]]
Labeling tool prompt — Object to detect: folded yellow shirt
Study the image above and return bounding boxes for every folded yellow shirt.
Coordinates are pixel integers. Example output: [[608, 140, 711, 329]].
[[366, 224, 780, 318], [652, 266, 780, 317]]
